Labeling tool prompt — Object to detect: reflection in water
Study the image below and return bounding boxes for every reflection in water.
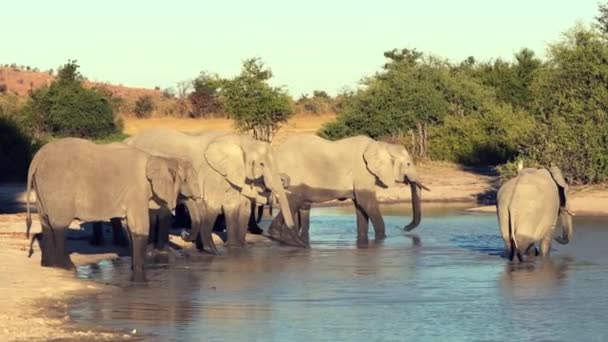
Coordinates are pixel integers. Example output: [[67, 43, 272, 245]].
[[499, 258, 572, 299], [70, 209, 608, 341]]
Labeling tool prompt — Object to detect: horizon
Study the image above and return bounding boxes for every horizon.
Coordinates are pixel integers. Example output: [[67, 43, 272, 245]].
[[3, 0, 600, 96]]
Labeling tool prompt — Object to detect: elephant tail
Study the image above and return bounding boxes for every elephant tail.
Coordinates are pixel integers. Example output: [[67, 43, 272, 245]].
[[25, 156, 37, 239], [28, 233, 42, 257], [508, 209, 523, 262]]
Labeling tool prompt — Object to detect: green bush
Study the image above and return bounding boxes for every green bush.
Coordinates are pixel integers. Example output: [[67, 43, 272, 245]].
[[24, 60, 117, 138], [133, 95, 155, 118], [189, 72, 222, 118], [221, 58, 293, 141], [429, 104, 536, 165]]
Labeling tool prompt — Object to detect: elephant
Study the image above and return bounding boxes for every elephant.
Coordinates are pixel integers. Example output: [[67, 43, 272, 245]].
[[267, 134, 428, 246], [25, 138, 190, 279], [88, 155, 202, 253], [124, 128, 296, 252], [496, 165, 574, 262]]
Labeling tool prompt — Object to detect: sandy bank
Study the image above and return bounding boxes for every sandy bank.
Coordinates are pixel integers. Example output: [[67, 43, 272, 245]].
[[466, 185, 608, 216]]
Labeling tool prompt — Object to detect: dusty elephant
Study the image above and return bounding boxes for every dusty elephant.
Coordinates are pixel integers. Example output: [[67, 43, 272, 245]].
[[496, 165, 574, 261], [268, 134, 428, 246], [124, 128, 296, 251], [25, 138, 187, 278]]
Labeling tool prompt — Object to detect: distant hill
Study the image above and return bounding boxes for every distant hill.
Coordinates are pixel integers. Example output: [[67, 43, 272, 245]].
[[0, 66, 163, 103]]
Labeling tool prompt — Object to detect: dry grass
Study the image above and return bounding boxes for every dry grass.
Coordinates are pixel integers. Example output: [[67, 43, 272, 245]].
[[122, 113, 337, 145]]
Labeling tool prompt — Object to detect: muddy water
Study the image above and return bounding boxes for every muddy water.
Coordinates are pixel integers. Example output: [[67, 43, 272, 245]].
[[70, 205, 608, 341]]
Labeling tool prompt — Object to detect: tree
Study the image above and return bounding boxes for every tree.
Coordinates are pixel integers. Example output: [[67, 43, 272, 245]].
[[221, 58, 293, 141], [596, 2, 608, 34], [524, 25, 608, 183], [24, 60, 117, 138], [188, 72, 222, 117]]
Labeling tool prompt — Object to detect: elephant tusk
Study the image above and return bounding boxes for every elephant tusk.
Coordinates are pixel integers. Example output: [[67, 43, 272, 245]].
[[566, 208, 575, 216]]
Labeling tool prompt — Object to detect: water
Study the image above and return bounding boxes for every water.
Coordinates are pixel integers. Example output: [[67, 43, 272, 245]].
[[70, 205, 608, 341]]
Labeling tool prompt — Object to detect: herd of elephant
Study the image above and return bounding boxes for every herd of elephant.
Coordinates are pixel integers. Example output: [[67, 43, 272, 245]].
[[23, 127, 574, 280]]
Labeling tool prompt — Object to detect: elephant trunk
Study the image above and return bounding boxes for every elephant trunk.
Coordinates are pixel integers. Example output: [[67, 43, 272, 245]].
[[404, 181, 422, 231], [263, 166, 295, 229], [555, 208, 573, 245]]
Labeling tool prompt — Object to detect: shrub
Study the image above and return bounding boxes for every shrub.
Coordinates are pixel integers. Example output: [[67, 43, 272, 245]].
[[133, 95, 155, 118], [24, 60, 118, 138], [221, 58, 293, 141], [0, 83, 6, 94], [428, 104, 536, 165]]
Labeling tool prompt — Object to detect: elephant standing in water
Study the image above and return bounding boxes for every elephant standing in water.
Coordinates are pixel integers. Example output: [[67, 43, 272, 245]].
[[25, 138, 187, 279], [124, 128, 296, 252], [268, 134, 428, 246], [496, 166, 574, 261]]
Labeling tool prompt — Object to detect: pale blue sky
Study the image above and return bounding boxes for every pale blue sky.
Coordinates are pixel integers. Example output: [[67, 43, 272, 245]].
[[2, 0, 600, 96]]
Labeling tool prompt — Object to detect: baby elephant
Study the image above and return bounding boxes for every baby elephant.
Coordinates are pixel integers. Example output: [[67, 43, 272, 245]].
[[26, 138, 185, 279], [496, 165, 574, 261]]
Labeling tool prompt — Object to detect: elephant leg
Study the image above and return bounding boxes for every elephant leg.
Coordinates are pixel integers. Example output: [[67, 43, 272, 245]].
[[90, 221, 105, 246], [354, 191, 386, 239], [299, 203, 311, 244], [51, 225, 75, 270], [111, 218, 129, 246], [129, 232, 148, 282], [40, 216, 56, 267], [155, 209, 172, 251], [224, 199, 250, 248], [540, 234, 552, 257], [148, 211, 159, 246], [248, 201, 264, 235], [196, 206, 219, 254], [267, 211, 285, 239], [353, 201, 370, 243]]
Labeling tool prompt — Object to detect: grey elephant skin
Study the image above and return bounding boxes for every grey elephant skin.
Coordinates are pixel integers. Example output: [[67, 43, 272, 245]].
[[124, 128, 296, 252], [25, 138, 185, 278], [268, 134, 427, 246], [496, 166, 574, 261]]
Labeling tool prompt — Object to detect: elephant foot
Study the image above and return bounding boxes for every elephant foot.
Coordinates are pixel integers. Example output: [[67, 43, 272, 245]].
[[131, 270, 147, 283], [374, 233, 387, 240], [42, 256, 76, 270], [266, 226, 309, 248]]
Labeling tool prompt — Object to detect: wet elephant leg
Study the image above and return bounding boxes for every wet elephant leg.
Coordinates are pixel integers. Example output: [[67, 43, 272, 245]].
[[248, 201, 264, 235], [110, 218, 129, 246], [353, 200, 370, 243], [354, 191, 386, 239], [540, 233, 552, 257], [267, 212, 285, 239], [236, 197, 253, 246], [299, 203, 311, 244], [130, 233, 148, 282]]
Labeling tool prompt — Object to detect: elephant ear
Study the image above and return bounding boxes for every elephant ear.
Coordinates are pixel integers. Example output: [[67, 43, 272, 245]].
[[146, 156, 176, 206], [548, 165, 569, 208], [363, 141, 394, 187], [204, 135, 247, 189]]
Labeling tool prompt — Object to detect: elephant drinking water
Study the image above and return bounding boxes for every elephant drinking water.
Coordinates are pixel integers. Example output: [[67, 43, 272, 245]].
[[268, 134, 428, 246]]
